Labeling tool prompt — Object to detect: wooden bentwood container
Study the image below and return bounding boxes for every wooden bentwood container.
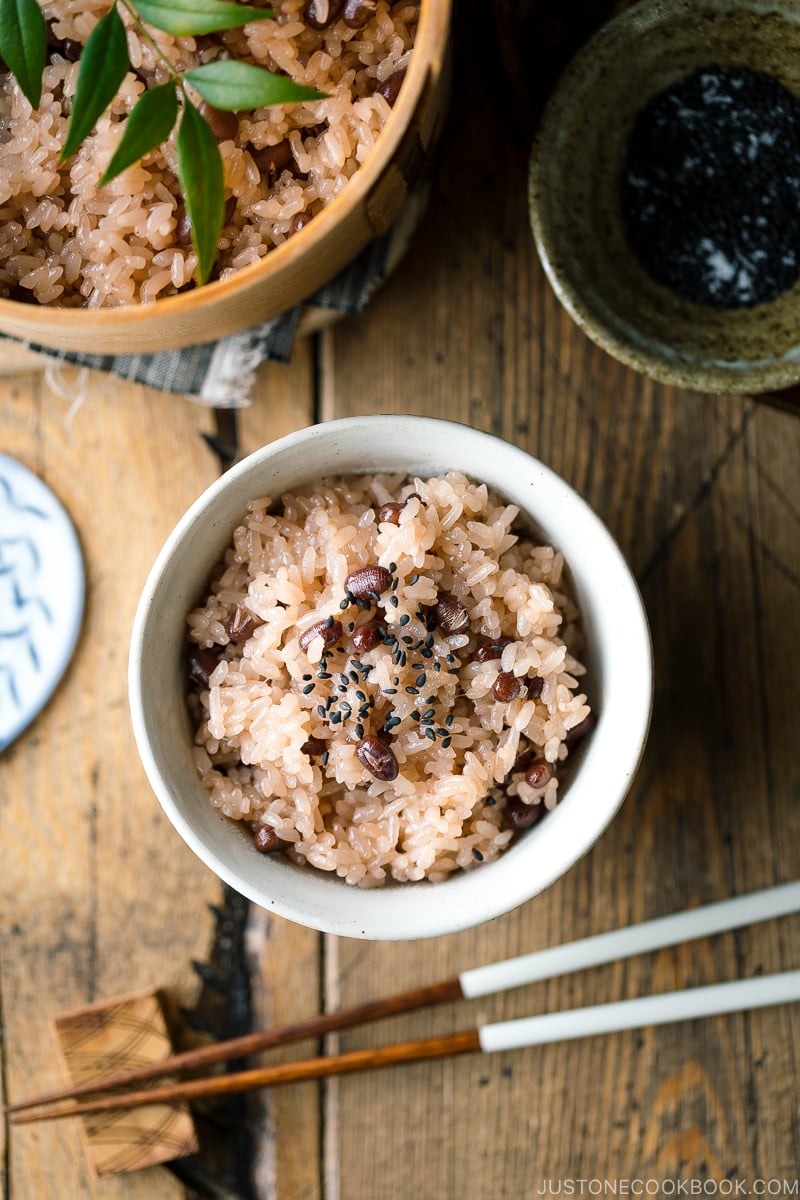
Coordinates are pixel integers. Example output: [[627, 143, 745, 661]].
[[0, 0, 452, 355]]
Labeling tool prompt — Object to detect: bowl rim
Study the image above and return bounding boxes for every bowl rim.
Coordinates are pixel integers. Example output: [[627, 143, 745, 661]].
[[528, 0, 800, 394], [129, 415, 653, 939], [0, 0, 452, 335]]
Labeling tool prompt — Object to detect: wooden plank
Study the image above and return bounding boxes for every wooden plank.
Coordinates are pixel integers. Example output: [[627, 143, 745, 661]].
[[0, 346, 320, 1199], [317, 22, 800, 1196], [0, 365, 220, 1200], [238, 347, 324, 1200]]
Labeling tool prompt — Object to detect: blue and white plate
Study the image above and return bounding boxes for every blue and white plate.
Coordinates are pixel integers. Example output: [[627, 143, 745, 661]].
[[0, 454, 85, 753]]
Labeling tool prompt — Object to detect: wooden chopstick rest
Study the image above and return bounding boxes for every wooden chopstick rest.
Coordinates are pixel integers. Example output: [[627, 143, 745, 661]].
[[48, 988, 198, 1177]]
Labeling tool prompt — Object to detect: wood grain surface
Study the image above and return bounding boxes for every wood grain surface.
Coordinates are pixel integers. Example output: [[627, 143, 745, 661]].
[[2, 1, 799, 1197]]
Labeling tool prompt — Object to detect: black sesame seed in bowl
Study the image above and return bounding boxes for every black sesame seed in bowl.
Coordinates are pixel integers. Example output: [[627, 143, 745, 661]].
[[529, 0, 800, 393]]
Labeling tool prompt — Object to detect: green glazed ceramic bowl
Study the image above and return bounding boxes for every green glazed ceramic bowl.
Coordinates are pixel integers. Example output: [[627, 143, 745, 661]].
[[529, 0, 800, 393]]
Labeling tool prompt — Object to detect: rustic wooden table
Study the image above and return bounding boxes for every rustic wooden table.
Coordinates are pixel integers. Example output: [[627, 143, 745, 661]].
[[2, 6, 799, 1198]]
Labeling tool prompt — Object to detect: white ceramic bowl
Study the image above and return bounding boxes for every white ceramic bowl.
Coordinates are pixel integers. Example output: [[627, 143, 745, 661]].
[[129, 416, 652, 939]]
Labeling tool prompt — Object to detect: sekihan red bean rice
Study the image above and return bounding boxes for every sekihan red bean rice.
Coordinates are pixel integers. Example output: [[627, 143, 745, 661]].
[[186, 471, 593, 887], [0, 0, 417, 306]]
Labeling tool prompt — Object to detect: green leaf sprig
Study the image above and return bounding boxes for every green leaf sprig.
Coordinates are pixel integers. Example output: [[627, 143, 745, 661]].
[[0, 0, 46, 107], [0, 0, 326, 284]]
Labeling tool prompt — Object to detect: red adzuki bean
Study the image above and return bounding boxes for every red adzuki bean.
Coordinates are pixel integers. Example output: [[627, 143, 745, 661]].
[[356, 734, 399, 781], [299, 618, 343, 653]]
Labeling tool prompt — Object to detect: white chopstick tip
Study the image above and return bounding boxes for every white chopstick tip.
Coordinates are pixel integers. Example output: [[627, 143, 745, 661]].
[[459, 881, 800, 1000], [478, 971, 800, 1054]]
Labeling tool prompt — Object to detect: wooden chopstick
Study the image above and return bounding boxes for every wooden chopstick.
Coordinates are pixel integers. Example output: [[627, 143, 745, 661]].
[[6, 879, 800, 1119], [11, 971, 800, 1124], [10, 1032, 484, 1123], [2, 978, 463, 1116]]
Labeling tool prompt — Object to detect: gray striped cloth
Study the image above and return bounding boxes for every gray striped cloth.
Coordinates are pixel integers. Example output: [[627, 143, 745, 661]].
[[2, 231, 392, 406]]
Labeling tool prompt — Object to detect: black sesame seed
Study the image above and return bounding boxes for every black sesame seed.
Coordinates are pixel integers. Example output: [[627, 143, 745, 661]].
[[302, 683, 315, 694], [319, 671, 331, 680], [409, 572, 419, 585], [442, 737, 452, 748], [424, 696, 436, 704], [436, 727, 449, 737], [339, 599, 350, 610], [322, 751, 330, 765], [415, 673, 426, 687], [472, 848, 484, 861], [433, 662, 441, 673], [390, 596, 399, 608], [339, 674, 349, 687], [325, 615, 334, 628], [485, 795, 495, 805], [425, 728, 436, 741], [384, 688, 398, 695], [391, 578, 399, 591], [356, 690, 367, 702], [402, 636, 413, 645], [422, 708, 435, 720], [411, 710, 421, 721], [622, 66, 800, 309], [388, 562, 397, 573], [349, 670, 359, 683], [330, 711, 342, 724], [335, 645, 345, 653], [399, 614, 410, 626], [346, 622, 356, 632], [425, 635, 434, 648], [406, 686, 420, 695], [316, 705, 326, 717], [447, 654, 456, 663], [368, 591, 380, 601], [340, 702, 352, 715], [393, 678, 400, 686], [302, 673, 312, 681], [421, 648, 433, 659], [445, 714, 454, 727], [355, 723, 364, 739], [398, 652, 407, 667]]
